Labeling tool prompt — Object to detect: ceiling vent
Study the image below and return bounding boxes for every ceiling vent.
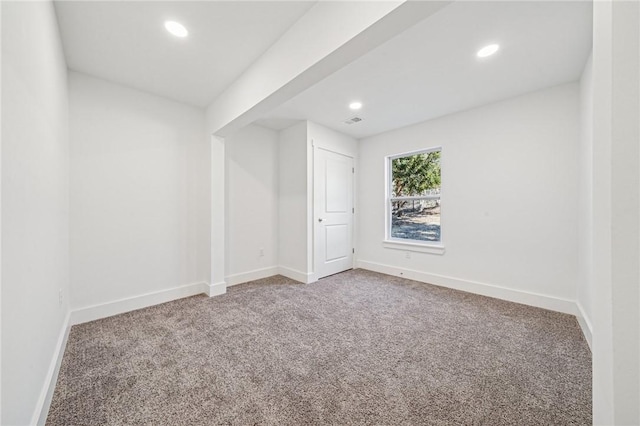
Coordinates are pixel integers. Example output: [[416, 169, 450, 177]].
[[343, 116, 364, 125]]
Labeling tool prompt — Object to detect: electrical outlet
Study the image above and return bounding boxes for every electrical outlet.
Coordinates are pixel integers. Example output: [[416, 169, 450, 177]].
[[259, 247, 264, 257], [405, 251, 411, 259], [58, 289, 63, 306]]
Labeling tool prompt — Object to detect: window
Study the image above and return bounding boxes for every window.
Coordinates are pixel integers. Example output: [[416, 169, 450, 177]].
[[386, 148, 442, 250]]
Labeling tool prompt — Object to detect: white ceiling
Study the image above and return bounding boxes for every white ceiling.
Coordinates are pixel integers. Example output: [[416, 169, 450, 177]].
[[54, 1, 316, 107], [255, 1, 593, 139]]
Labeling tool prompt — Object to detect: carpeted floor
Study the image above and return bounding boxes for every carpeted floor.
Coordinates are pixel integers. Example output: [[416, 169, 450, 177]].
[[47, 269, 592, 425]]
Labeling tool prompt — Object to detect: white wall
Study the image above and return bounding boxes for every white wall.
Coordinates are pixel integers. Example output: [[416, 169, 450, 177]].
[[1, 2, 70, 424], [577, 53, 594, 346], [225, 124, 279, 284], [357, 83, 580, 309], [308, 121, 358, 158], [278, 122, 310, 280], [69, 72, 210, 310]]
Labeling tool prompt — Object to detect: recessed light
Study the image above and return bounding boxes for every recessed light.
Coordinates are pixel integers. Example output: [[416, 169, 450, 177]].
[[165, 21, 188, 38], [477, 44, 499, 58], [349, 101, 363, 110]]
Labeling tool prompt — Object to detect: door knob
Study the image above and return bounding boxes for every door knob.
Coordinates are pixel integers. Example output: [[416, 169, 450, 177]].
[[318, 218, 324, 222]]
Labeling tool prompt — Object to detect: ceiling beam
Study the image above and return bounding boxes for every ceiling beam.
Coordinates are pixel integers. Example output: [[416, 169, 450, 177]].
[[206, 0, 451, 137]]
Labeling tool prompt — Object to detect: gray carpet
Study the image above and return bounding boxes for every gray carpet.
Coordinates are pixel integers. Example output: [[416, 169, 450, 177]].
[[47, 269, 592, 425]]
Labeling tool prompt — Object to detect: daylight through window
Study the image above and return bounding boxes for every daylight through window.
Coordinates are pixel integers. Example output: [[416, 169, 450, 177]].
[[388, 148, 441, 243]]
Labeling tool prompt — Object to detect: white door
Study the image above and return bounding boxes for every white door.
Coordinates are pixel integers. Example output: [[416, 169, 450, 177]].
[[314, 147, 354, 279]]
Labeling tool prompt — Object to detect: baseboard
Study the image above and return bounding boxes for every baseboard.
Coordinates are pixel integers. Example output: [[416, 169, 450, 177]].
[[226, 266, 279, 287], [70, 281, 209, 325], [356, 260, 577, 315], [209, 265, 316, 286], [204, 281, 227, 297], [278, 266, 315, 284], [575, 302, 593, 350], [32, 310, 71, 426]]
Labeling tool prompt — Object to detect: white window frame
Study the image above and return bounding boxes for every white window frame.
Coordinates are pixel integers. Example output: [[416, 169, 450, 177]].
[[383, 147, 445, 255]]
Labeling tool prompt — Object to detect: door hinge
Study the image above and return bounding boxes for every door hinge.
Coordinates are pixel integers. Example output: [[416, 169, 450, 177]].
[[352, 207, 354, 214], [352, 167, 355, 173], [352, 248, 355, 254]]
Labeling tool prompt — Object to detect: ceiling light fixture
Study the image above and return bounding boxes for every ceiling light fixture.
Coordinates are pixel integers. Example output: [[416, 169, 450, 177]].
[[165, 21, 188, 38], [349, 101, 363, 110], [477, 44, 499, 58]]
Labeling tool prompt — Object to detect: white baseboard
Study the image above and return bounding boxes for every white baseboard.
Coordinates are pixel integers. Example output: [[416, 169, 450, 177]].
[[204, 281, 227, 297], [575, 302, 593, 350], [33, 310, 71, 426], [222, 265, 317, 286], [278, 266, 315, 284], [356, 260, 577, 315], [70, 281, 209, 325], [226, 266, 279, 287]]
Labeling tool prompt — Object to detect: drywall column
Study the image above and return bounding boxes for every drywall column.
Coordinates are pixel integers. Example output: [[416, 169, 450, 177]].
[[0, 5, 3, 423], [609, 0, 639, 422], [592, 0, 640, 424], [592, 1, 614, 420], [209, 134, 226, 296]]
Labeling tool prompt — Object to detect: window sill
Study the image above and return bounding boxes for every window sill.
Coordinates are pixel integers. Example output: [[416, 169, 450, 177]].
[[382, 239, 445, 255]]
